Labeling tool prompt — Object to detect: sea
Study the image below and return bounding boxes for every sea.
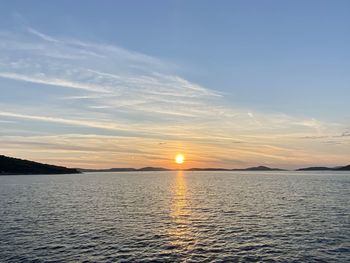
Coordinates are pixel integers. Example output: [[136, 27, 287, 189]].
[[0, 171, 349, 262]]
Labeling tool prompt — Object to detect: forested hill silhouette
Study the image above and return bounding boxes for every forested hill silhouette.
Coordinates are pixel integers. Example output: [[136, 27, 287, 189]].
[[0, 155, 80, 175]]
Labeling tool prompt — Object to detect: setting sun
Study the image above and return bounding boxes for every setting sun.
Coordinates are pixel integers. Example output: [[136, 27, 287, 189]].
[[175, 154, 185, 164]]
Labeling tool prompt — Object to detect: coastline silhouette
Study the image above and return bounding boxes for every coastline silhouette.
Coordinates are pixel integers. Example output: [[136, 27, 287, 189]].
[[1, 154, 349, 175]]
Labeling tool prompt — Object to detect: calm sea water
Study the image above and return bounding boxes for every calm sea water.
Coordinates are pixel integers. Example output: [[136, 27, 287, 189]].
[[0, 171, 349, 262]]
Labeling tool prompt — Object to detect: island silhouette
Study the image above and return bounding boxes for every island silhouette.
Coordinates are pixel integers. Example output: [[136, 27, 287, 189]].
[[1, 154, 349, 175], [297, 165, 350, 171], [0, 155, 80, 175]]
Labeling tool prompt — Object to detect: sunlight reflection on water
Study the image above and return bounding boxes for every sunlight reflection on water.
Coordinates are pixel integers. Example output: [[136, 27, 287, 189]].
[[168, 171, 195, 251]]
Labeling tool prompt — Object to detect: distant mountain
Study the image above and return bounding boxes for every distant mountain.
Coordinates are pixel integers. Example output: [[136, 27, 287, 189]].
[[297, 165, 350, 171], [80, 164, 350, 173], [81, 165, 285, 173], [186, 166, 285, 171], [138, 167, 170, 171], [297, 167, 333, 171], [232, 166, 285, 171], [0, 155, 80, 175]]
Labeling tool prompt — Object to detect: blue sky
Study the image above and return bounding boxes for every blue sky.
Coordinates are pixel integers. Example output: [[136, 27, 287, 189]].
[[0, 1, 349, 168]]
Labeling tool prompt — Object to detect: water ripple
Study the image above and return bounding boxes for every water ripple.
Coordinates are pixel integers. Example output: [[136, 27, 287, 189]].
[[0, 171, 349, 262]]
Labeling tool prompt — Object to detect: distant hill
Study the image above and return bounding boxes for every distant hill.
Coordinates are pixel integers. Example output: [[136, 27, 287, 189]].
[[232, 166, 285, 171], [138, 167, 170, 171], [78, 164, 350, 173], [297, 167, 333, 171], [0, 155, 80, 175], [187, 166, 284, 171], [81, 165, 285, 172], [297, 165, 350, 171]]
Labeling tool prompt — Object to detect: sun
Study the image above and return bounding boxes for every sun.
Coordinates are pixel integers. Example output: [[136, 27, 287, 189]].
[[175, 154, 185, 164]]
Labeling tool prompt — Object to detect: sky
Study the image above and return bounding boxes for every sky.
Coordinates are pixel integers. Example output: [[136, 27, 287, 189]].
[[0, 0, 349, 169]]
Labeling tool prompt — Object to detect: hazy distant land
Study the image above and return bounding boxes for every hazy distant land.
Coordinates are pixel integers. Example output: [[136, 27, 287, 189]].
[[297, 165, 350, 171], [81, 165, 350, 173], [1, 155, 349, 175], [78, 165, 285, 173]]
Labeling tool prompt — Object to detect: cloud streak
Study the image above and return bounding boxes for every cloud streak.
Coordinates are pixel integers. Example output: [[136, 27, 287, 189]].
[[0, 27, 349, 168], [0, 72, 111, 93]]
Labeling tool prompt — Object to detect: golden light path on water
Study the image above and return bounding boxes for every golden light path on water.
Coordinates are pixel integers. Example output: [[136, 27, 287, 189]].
[[168, 171, 196, 250]]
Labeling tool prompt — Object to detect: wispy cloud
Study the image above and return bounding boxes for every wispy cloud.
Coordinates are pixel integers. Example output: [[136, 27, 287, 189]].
[[0, 72, 111, 93], [0, 27, 349, 168], [27, 27, 60, 43]]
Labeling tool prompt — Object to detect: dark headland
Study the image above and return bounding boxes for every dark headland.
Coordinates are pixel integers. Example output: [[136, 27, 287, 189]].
[[0, 155, 80, 175]]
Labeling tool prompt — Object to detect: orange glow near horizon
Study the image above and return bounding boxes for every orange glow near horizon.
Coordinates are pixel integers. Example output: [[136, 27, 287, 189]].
[[175, 153, 185, 164]]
